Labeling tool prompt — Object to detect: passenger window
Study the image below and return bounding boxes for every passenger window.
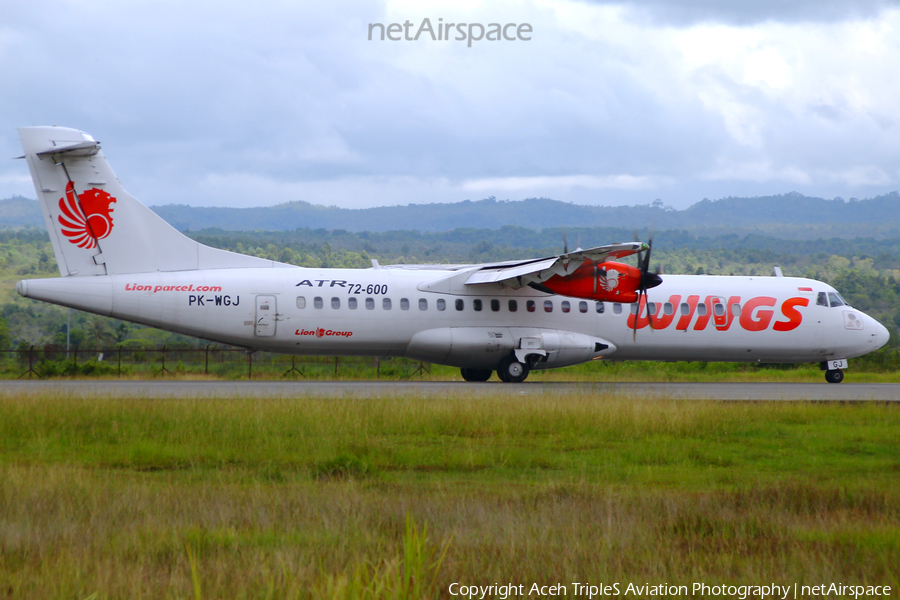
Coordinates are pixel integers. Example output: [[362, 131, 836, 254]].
[[596, 301, 604, 314], [680, 303, 689, 315], [314, 297, 323, 309], [456, 299, 464, 311], [508, 300, 518, 312], [817, 292, 828, 307], [296, 297, 306, 309], [365, 297, 375, 310], [491, 299, 500, 312], [437, 298, 446, 311], [473, 299, 482, 312], [527, 300, 536, 313], [697, 303, 707, 316], [579, 301, 588, 313], [648, 302, 657, 315], [348, 297, 357, 310], [383, 298, 392, 310], [400, 298, 410, 310], [614, 303, 622, 315], [331, 297, 340, 309], [630, 304, 638, 315], [828, 292, 844, 307], [714, 303, 725, 317], [561, 301, 570, 313], [544, 300, 553, 313], [731, 303, 741, 316], [664, 302, 674, 315], [419, 298, 428, 310]]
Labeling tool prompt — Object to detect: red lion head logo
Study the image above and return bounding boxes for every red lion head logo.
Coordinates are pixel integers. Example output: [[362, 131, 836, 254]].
[[58, 181, 117, 249], [315, 328, 325, 338]]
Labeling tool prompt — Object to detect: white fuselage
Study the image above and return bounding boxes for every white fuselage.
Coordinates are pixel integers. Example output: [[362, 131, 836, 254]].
[[18, 265, 890, 370]]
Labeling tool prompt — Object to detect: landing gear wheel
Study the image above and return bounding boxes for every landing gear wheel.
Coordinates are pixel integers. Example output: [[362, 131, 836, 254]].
[[825, 369, 844, 384], [460, 368, 492, 382], [497, 355, 529, 383]]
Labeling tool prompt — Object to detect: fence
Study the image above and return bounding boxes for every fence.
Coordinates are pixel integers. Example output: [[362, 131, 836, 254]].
[[10, 345, 432, 380]]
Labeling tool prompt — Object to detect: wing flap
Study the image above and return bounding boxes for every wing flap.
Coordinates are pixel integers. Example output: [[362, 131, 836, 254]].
[[465, 257, 559, 285], [464, 242, 645, 288]]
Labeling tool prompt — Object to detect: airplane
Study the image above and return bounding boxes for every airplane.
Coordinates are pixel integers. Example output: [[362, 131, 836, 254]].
[[14, 126, 890, 383]]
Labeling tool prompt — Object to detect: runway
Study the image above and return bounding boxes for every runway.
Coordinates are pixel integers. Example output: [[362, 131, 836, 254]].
[[1, 380, 899, 401]]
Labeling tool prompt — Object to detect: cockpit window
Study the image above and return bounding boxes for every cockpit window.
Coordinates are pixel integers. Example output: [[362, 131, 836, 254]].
[[828, 292, 845, 307], [816, 292, 828, 307]]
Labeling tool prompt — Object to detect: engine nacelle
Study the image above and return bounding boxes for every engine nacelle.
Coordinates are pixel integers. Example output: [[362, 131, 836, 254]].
[[542, 261, 643, 303]]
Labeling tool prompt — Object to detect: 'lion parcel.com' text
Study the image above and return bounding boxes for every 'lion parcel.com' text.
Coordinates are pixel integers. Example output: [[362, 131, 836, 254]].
[[447, 582, 893, 599]]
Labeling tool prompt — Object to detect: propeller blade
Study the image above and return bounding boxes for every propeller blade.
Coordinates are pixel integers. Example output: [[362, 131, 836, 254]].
[[632, 236, 661, 340], [643, 237, 652, 273], [632, 292, 639, 342], [563, 230, 569, 255]]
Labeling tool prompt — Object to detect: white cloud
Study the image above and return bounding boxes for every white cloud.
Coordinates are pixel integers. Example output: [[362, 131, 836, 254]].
[[0, 172, 32, 191], [700, 162, 812, 185], [1, 0, 900, 212], [826, 166, 893, 187], [461, 174, 671, 192]]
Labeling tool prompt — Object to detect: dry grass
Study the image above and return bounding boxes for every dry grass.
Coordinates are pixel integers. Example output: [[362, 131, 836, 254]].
[[0, 393, 898, 598]]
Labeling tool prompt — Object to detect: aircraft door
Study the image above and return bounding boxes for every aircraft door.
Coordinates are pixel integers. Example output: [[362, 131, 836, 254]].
[[255, 295, 277, 337], [711, 296, 727, 328]]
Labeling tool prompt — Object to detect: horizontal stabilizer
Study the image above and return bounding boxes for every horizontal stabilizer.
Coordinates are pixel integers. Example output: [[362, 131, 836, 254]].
[[36, 139, 101, 157]]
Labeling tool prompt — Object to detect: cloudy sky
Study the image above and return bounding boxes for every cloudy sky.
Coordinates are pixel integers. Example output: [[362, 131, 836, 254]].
[[1, 0, 899, 209]]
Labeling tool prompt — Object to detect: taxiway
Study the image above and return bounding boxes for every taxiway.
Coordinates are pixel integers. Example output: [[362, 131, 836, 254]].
[[1, 380, 898, 401]]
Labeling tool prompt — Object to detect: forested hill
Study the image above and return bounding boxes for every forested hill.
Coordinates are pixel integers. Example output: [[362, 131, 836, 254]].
[[0, 197, 45, 228], [2, 192, 899, 238]]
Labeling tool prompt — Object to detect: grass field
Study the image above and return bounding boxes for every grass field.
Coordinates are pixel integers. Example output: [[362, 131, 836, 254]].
[[1, 391, 898, 599]]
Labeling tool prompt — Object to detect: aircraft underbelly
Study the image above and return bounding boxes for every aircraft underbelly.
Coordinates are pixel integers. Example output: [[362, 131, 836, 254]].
[[606, 329, 821, 362]]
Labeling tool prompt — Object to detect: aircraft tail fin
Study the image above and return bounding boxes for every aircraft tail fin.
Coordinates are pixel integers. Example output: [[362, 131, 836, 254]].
[[18, 126, 278, 276]]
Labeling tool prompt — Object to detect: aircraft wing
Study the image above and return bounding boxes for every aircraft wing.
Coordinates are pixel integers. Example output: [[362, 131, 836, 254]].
[[464, 241, 646, 289]]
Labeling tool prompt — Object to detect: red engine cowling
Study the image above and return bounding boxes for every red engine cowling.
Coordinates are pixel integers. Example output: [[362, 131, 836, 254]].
[[542, 261, 643, 303]]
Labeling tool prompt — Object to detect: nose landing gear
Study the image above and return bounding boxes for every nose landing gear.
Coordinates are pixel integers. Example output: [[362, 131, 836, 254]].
[[820, 359, 847, 384], [824, 369, 844, 384]]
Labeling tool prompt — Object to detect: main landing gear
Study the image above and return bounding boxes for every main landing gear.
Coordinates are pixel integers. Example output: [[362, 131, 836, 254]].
[[460, 353, 534, 383], [825, 369, 844, 384], [460, 367, 492, 382], [496, 354, 529, 383]]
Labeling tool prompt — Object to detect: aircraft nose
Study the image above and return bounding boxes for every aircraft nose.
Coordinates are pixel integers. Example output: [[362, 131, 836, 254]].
[[873, 319, 890, 351]]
